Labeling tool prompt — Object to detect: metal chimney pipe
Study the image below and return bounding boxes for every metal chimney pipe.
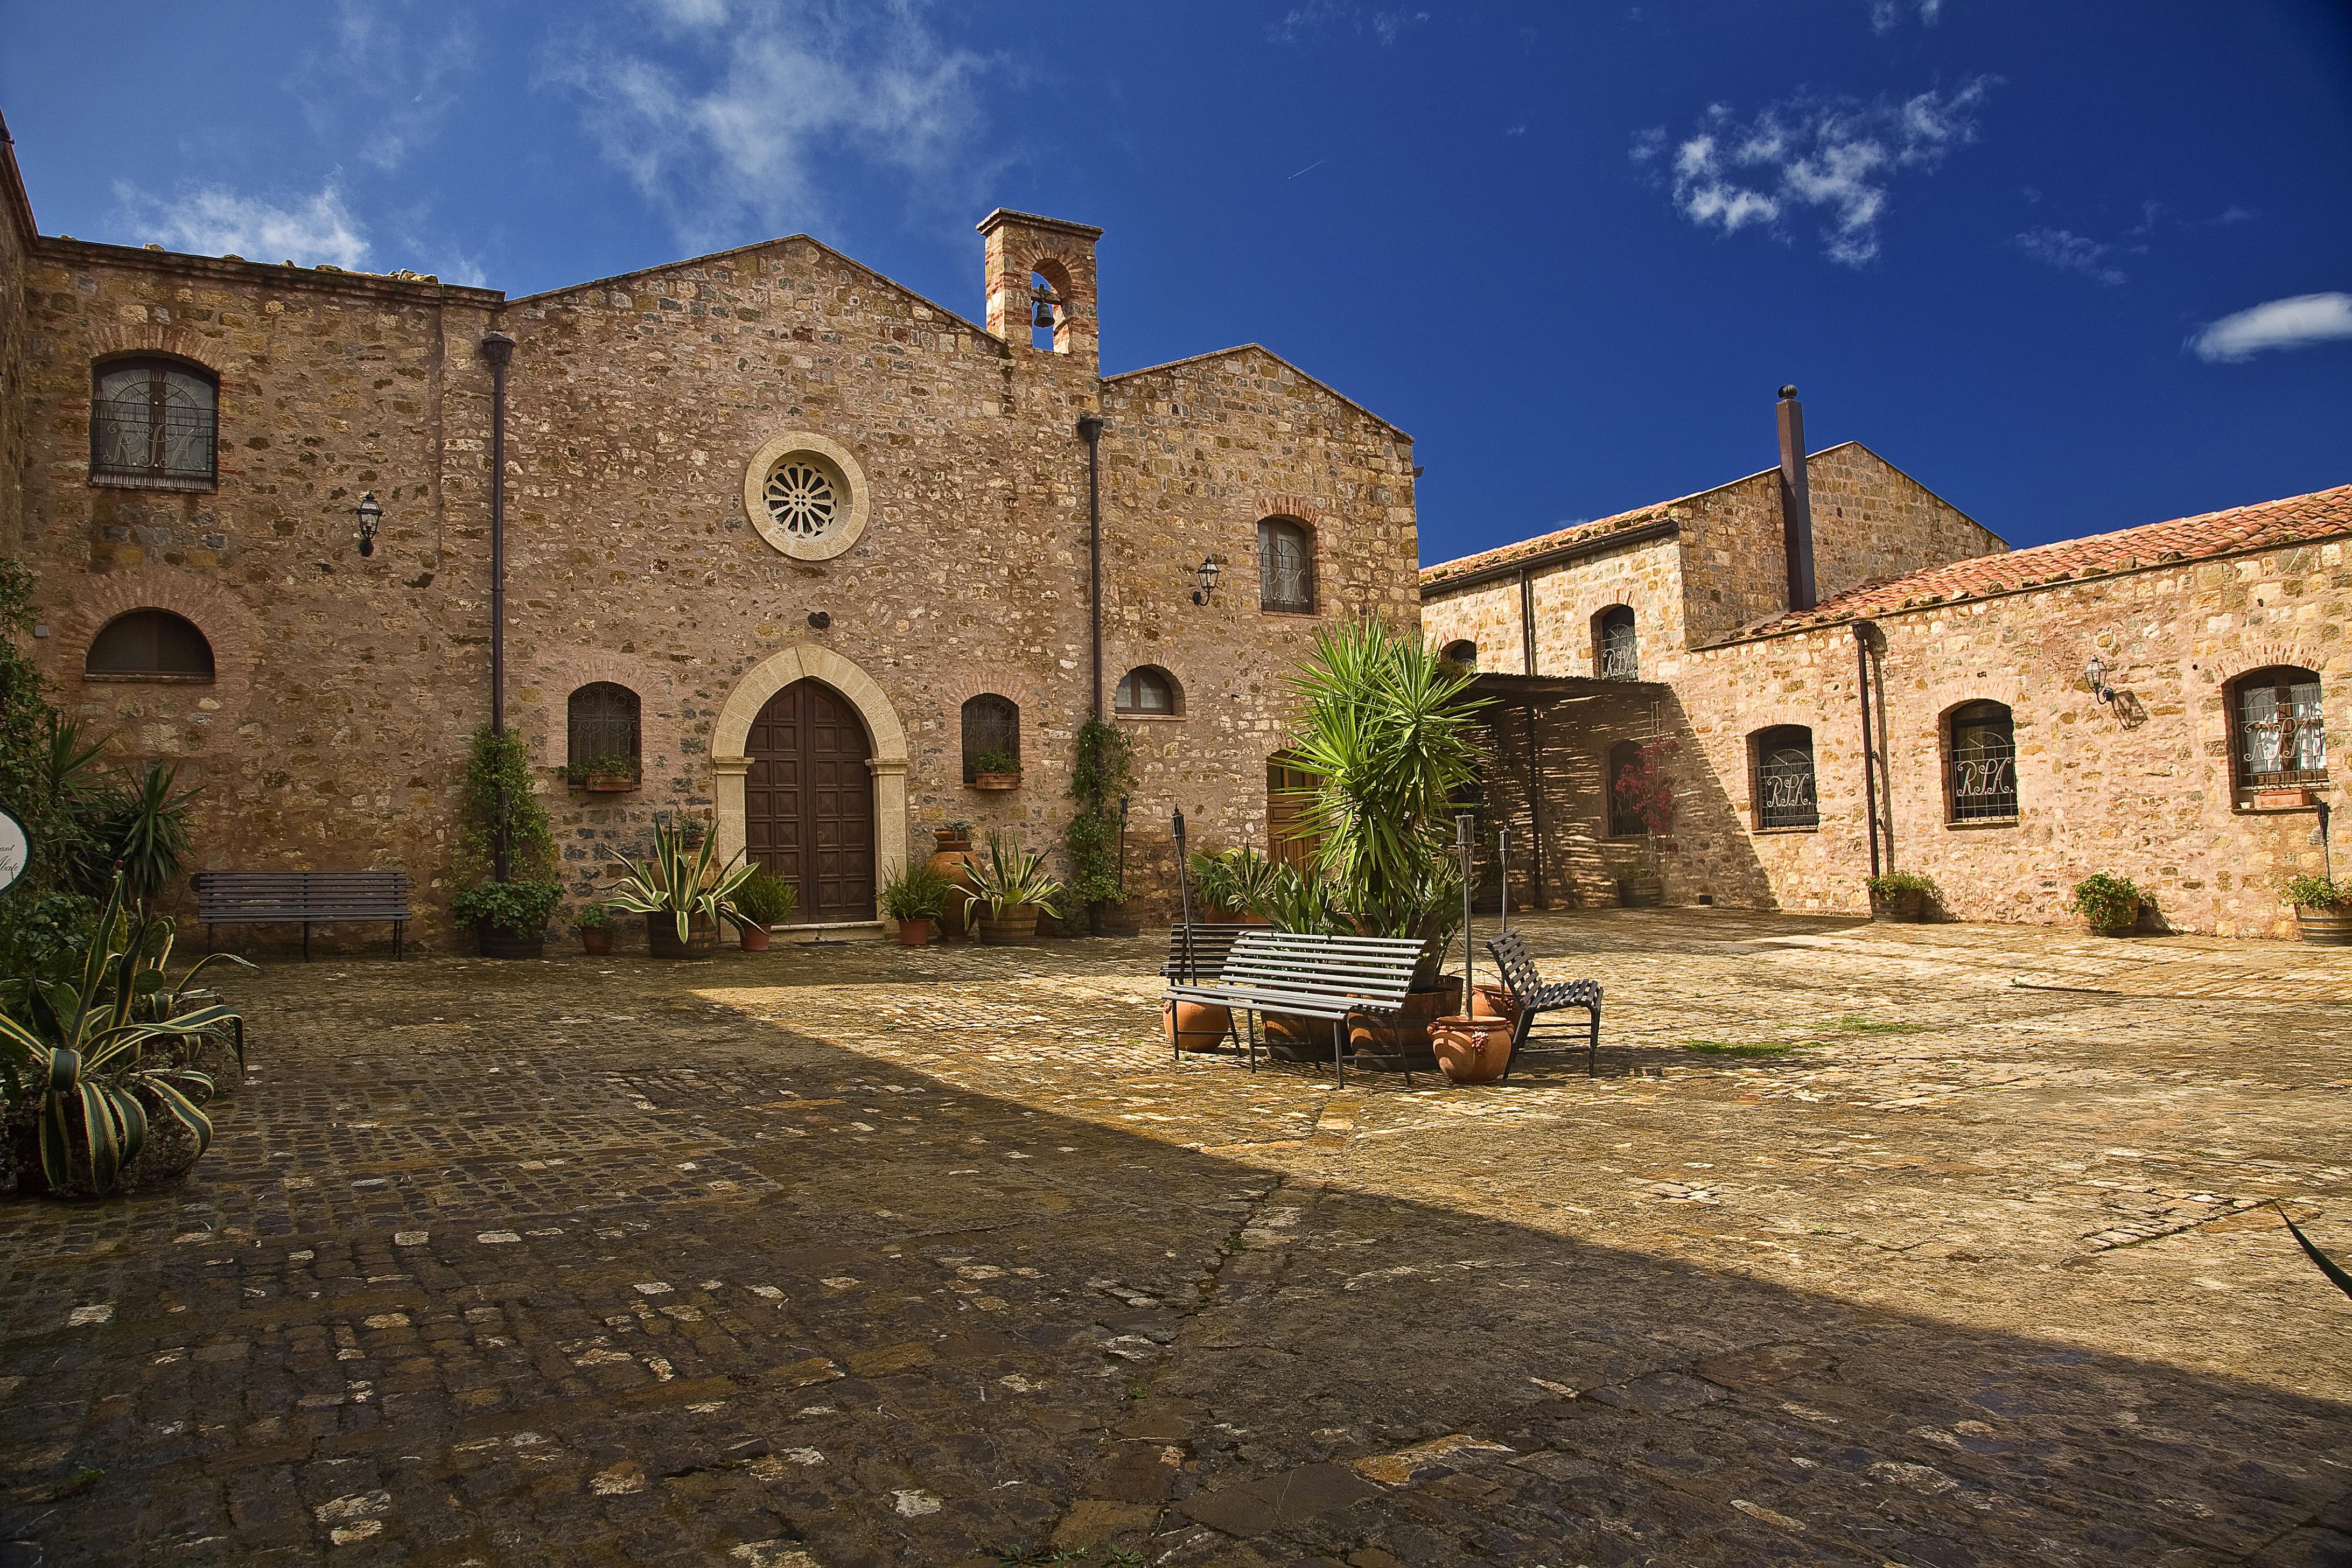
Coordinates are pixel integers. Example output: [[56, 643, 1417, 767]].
[[1776, 385, 1818, 613]]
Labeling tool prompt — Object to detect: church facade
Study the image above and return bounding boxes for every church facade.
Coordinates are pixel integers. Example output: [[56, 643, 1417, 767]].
[[0, 121, 1419, 943]]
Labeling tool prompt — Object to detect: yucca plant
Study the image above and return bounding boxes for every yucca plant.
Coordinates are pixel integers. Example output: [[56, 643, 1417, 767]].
[[968, 834, 1064, 918], [0, 872, 244, 1195], [603, 816, 758, 944]]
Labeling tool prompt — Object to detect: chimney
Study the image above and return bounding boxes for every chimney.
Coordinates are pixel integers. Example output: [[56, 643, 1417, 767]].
[[1776, 384, 1818, 612]]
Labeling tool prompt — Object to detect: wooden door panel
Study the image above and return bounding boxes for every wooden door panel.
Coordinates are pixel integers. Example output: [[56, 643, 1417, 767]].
[[745, 677, 875, 922]]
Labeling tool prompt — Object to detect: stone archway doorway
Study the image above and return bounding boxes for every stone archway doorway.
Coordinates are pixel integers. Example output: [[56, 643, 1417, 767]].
[[746, 678, 876, 922]]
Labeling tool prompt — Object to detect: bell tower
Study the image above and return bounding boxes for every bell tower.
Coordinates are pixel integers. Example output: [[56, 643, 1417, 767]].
[[978, 208, 1102, 370]]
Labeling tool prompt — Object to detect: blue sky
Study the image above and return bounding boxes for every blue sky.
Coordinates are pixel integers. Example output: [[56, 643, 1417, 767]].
[[4, 1, 2347, 563]]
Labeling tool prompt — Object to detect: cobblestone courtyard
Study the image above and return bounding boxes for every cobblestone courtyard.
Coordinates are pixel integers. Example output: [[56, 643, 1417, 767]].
[[3, 909, 2350, 1567]]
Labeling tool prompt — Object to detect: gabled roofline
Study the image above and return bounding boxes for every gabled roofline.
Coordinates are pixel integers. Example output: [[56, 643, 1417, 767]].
[[508, 233, 997, 341], [32, 234, 506, 306], [1422, 519, 1682, 596], [1106, 344, 1412, 440]]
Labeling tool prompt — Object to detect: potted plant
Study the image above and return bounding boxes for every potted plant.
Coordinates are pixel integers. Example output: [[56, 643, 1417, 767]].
[[1066, 716, 1137, 937], [926, 822, 979, 941], [452, 726, 564, 959], [576, 902, 614, 956], [726, 869, 797, 951], [1186, 846, 1280, 925], [2066, 872, 2146, 936], [2286, 873, 2350, 945], [967, 747, 1022, 790], [1430, 1013, 1514, 1083], [881, 860, 953, 944], [1611, 739, 1678, 906], [605, 815, 756, 960], [967, 833, 1064, 944], [1867, 869, 1938, 923], [565, 754, 641, 793]]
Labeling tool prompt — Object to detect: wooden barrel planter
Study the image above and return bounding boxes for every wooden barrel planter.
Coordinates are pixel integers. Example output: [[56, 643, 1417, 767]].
[[1343, 976, 1464, 1070], [976, 904, 1037, 945], [647, 915, 720, 960], [2297, 907, 2352, 946], [476, 923, 545, 961]]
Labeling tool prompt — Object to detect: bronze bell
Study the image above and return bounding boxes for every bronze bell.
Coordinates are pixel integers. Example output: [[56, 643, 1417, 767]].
[[1032, 296, 1056, 328]]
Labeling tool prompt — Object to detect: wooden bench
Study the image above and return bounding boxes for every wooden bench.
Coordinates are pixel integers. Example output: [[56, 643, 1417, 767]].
[[1166, 929, 1424, 1086], [1485, 929, 1602, 1079], [193, 870, 413, 959]]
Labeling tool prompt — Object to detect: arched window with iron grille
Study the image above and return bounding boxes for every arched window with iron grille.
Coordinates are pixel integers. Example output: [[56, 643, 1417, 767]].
[[961, 694, 1021, 780], [2228, 666, 2326, 793], [91, 357, 217, 488], [567, 683, 642, 773], [1440, 640, 1478, 672], [1595, 606, 1638, 681], [1257, 518, 1315, 614], [1943, 701, 2018, 822], [1750, 725, 1819, 830]]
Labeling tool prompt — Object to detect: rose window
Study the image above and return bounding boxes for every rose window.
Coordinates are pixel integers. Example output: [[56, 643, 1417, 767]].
[[764, 460, 839, 540]]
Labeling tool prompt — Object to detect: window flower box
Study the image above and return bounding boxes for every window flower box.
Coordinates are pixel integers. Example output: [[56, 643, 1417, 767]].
[[2250, 785, 2319, 810], [969, 771, 1021, 791]]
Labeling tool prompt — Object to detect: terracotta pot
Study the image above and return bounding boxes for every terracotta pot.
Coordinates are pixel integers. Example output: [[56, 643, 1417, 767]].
[[1469, 983, 1521, 1023], [1431, 1015, 1515, 1084], [976, 905, 1037, 945], [739, 923, 772, 953], [647, 915, 720, 960], [580, 926, 613, 956], [1343, 977, 1464, 1069], [897, 915, 932, 946], [1165, 998, 1232, 1052], [1873, 888, 1927, 923], [1091, 901, 1142, 938], [2295, 907, 2352, 946], [927, 839, 979, 942], [476, 922, 545, 960], [970, 772, 1021, 791]]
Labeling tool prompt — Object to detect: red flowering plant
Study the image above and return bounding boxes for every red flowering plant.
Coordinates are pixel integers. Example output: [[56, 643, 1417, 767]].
[[1611, 738, 1680, 872]]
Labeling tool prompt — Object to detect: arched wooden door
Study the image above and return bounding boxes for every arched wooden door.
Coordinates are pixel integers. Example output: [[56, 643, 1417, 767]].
[[745, 678, 876, 922]]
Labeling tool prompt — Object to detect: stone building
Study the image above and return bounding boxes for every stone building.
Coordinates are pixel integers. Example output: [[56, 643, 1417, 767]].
[[0, 116, 1419, 944], [1422, 391, 2348, 938]]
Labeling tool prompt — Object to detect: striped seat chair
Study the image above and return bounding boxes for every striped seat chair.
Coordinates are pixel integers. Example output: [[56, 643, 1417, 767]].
[[1484, 929, 1604, 1080]]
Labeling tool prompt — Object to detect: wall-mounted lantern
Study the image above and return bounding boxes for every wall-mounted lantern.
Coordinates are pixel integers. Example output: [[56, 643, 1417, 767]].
[[354, 491, 382, 558], [2085, 654, 2117, 705], [1191, 555, 1221, 606]]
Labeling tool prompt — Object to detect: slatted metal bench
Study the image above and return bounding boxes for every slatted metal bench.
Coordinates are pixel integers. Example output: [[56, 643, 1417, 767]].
[[1485, 928, 1603, 1079], [193, 870, 414, 959], [1166, 929, 1424, 1087]]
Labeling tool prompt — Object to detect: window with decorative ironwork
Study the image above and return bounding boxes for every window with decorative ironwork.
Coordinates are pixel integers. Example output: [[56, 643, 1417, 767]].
[[1944, 701, 2018, 822], [2231, 666, 2326, 789], [1606, 739, 1646, 837], [567, 683, 641, 771], [1596, 606, 1638, 681], [1440, 640, 1478, 672], [1751, 725, 1819, 830], [961, 694, 1020, 778], [90, 357, 218, 488], [85, 609, 214, 681], [1258, 518, 1314, 613], [1115, 666, 1180, 717]]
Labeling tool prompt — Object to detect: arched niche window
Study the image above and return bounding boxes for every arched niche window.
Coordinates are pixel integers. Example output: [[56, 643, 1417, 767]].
[[1751, 725, 1819, 830], [91, 356, 217, 488], [1944, 700, 2019, 822], [961, 694, 1021, 780], [567, 683, 642, 775], [85, 609, 214, 682], [1606, 739, 1646, 837], [1440, 640, 1478, 672], [2230, 666, 2326, 792], [1595, 606, 1638, 681], [1258, 517, 1315, 614], [1028, 262, 1069, 353], [1115, 666, 1181, 717]]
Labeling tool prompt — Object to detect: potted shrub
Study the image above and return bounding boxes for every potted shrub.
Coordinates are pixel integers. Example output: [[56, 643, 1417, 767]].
[[2286, 873, 2350, 946], [967, 747, 1022, 790], [565, 754, 641, 793], [605, 816, 756, 960], [727, 869, 797, 951], [2066, 872, 2146, 936], [1867, 870, 1938, 923], [576, 902, 614, 956], [968, 834, 1064, 944], [882, 859, 953, 944], [451, 727, 564, 959]]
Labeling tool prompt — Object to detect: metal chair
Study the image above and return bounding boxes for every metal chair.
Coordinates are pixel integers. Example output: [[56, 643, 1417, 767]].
[[1484, 929, 1603, 1080]]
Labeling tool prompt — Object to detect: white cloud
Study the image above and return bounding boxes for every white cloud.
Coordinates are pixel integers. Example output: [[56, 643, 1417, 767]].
[[115, 179, 372, 270], [2014, 227, 2125, 286], [296, 2, 482, 172], [1267, 2, 1428, 46], [543, 0, 997, 248], [1635, 78, 1996, 265], [1870, 0, 1942, 32], [2188, 293, 2352, 363]]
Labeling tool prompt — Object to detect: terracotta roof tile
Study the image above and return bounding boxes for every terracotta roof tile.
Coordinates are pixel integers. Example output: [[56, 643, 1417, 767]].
[[1740, 482, 2352, 639], [1420, 501, 1679, 586]]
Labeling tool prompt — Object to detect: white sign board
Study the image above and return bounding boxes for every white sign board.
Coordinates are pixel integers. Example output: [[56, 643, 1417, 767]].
[[0, 811, 23, 895]]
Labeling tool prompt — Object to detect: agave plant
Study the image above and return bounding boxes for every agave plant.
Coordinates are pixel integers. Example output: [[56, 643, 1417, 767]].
[[603, 817, 758, 944], [968, 834, 1063, 918], [1259, 860, 1347, 935], [0, 873, 246, 1195]]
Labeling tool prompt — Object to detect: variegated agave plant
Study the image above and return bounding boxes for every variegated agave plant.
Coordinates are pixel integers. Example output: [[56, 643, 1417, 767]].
[[603, 816, 759, 943], [0, 873, 250, 1195], [968, 834, 1064, 918]]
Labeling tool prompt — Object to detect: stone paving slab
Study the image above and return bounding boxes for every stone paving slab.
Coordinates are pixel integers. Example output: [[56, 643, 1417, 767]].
[[1, 908, 2348, 1566]]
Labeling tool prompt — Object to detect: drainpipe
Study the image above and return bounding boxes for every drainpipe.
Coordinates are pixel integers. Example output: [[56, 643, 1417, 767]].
[[1518, 566, 1537, 676], [1853, 618, 1881, 882], [480, 330, 515, 878], [1077, 414, 1106, 718]]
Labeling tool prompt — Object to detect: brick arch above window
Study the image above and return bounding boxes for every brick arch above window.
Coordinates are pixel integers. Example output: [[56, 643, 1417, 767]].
[[87, 325, 227, 376]]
